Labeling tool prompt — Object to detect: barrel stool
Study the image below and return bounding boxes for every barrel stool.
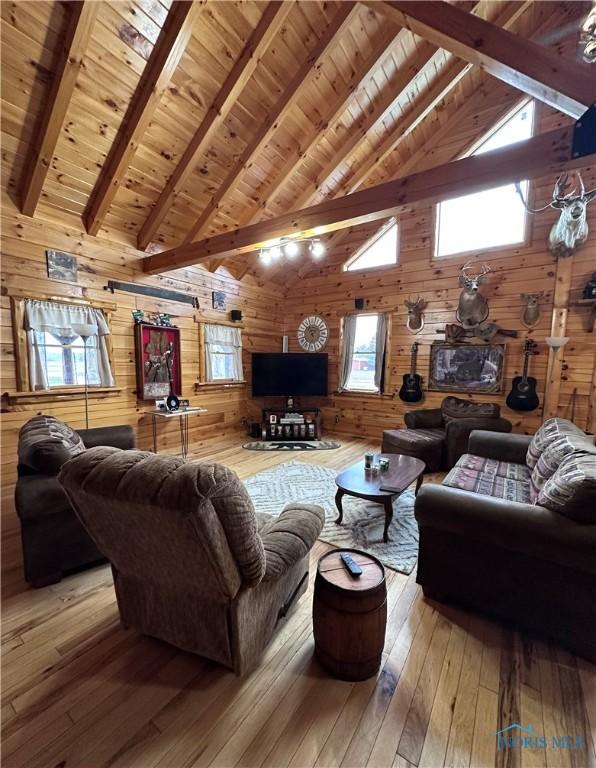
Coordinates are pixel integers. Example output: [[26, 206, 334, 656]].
[[312, 549, 387, 681]]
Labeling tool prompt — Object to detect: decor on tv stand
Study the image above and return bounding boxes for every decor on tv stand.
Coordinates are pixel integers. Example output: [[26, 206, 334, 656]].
[[515, 172, 596, 258], [429, 342, 505, 394], [135, 322, 181, 400]]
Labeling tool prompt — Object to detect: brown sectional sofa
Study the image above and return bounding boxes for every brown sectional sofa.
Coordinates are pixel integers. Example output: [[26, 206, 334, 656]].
[[415, 419, 596, 662]]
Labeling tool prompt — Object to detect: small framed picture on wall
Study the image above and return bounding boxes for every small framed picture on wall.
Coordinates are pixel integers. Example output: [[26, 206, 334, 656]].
[[212, 291, 226, 311]]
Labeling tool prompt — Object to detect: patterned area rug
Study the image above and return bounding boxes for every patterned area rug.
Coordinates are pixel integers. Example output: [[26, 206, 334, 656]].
[[244, 460, 419, 575], [242, 440, 341, 451]]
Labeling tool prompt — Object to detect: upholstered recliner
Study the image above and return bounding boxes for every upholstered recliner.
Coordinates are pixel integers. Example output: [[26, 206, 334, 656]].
[[59, 446, 325, 675]]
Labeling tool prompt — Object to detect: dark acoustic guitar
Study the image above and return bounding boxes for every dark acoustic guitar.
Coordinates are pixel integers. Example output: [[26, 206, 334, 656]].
[[506, 339, 539, 412], [399, 342, 423, 403]]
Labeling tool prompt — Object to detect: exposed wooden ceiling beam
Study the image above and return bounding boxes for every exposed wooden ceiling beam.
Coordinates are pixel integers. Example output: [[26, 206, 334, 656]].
[[20, 1, 99, 217], [376, 1, 595, 119], [180, 2, 358, 245], [136, 1, 292, 252], [237, 23, 406, 227], [83, 1, 200, 236], [141, 125, 594, 274]]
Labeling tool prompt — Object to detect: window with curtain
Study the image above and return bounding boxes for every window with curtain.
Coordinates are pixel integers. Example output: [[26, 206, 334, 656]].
[[23, 299, 115, 391], [339, 313, 388, 393], [203, 323, 243, 382]]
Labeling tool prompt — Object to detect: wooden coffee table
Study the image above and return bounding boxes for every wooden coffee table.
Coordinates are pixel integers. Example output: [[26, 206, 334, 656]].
[[334, 453, 425, 543]]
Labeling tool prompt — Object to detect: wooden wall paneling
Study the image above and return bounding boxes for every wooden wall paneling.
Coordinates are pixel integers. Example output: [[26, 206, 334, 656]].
[[375, 1, 595, 118], [83, 1, 201, 236], [181, 2, 358, 245], [19, 1, 99, 217], [136, 1, 293, 252]]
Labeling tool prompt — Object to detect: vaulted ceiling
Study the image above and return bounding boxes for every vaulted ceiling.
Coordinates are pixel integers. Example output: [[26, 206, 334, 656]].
[[1, 0, 592, 288]]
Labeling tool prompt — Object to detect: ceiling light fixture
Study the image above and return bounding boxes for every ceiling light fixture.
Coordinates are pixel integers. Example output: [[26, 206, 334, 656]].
[[258, 236, 326, 266]]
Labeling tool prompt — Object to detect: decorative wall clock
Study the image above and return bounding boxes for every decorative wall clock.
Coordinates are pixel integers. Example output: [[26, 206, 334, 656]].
[[297, 315, 329, 352]]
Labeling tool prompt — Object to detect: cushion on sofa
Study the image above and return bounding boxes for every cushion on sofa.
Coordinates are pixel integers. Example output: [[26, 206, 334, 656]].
[[443, 466, 531, 504], [529, 433, 596, 502], [441, 396, 500, 424], [18, 415, 85, 474], [526, 417, 585, 470], [537, 453, 596, 523], [455, 453, 530, 482]]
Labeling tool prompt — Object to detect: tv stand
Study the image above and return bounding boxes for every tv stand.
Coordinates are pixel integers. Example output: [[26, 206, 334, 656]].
[[261, 407, 321, 441]]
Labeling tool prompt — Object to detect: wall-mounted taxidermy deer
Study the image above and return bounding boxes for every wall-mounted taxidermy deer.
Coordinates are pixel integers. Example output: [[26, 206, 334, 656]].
[[516, 172, 596, 258], [520, 292, 543, 328], [404, 297, 427, 333], [456, 261, 491, 328]]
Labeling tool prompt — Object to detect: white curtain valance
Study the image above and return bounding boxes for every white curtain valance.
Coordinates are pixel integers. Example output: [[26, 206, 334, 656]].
[[24, 300, 110, 338], [204, 323, 241, 347]]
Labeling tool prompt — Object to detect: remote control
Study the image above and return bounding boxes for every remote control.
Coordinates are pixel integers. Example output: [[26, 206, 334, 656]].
[[340, 553, 362, 577]]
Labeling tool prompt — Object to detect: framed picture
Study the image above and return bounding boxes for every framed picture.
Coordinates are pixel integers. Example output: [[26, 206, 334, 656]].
[[269, 414, 277, 424], [134, 322, 181, 401], [428, 342, 505, 394], [46, 250, 77, 282], [212, 290, 226, 311]]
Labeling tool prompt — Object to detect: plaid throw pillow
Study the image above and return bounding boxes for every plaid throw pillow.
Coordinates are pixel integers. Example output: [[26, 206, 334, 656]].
[[529, 434, 596, 502], [537, 453, 596, 522]]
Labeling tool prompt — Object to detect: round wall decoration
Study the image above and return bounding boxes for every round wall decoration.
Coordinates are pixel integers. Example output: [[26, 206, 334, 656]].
[[297, 315, 329, 352]]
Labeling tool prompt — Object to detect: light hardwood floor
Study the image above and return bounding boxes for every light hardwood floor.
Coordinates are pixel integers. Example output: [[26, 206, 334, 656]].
[[2, 434, 595, 768]]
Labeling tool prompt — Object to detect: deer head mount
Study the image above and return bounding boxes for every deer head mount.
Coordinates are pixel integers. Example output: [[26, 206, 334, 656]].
[[520, 292, 543, 328], [404, 296, 427, 333], [456, 261, 491, 329], [516, 172, 596, 258]]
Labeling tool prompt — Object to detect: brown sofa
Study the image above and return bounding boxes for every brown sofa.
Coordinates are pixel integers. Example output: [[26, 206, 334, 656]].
[[59, 446, 325, 675], [14, 415, 135, 586], [415, 418, 596, 662], [382, 396, 512, 471]]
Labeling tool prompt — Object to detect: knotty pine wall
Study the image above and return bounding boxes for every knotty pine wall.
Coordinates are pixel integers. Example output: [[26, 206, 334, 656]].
[[282, 160, 596, 441], [0, 202, 283, 492]]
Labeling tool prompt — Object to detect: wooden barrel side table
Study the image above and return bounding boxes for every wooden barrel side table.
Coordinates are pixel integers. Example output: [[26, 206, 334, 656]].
[[313, 549, 387, 681]]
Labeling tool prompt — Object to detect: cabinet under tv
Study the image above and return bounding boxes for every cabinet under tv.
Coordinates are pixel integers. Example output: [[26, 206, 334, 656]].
[[261, 407, 321, 441]]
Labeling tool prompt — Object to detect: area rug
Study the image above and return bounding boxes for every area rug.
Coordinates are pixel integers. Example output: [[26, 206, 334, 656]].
[[242, 440, 341, 451], [243, 460, 418, 574]]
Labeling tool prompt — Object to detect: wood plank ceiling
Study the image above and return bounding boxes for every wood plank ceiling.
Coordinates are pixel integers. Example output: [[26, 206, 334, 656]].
[[2, 0, 592, 288]]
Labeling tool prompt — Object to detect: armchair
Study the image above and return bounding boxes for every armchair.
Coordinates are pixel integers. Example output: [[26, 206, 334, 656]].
[[59, 447, 325, 675]]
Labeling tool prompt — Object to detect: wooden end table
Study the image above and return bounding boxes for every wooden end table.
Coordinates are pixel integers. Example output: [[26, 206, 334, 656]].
[[334, 453, 425, 543]]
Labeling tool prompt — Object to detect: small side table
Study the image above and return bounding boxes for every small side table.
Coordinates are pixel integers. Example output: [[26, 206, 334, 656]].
[[313, 549, 387, 681], [150, 407, 208, 458]]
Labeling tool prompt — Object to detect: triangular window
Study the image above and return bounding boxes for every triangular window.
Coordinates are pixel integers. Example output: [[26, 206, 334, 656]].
[[344, 219, 398, 271], [435, 101, 534, 258]]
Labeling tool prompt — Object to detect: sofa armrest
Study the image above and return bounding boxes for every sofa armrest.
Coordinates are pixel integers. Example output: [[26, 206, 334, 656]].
[[415, 484, 596, 575], [260, 503, 325, 581], [404, 408, 444, 429], [467, 430, 531, 463], [79, 425, 135, 451], [444, 417, 511, 468]]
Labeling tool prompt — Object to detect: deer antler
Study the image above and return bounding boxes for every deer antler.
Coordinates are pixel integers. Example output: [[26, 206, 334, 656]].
[[553, 172, 576, 201]]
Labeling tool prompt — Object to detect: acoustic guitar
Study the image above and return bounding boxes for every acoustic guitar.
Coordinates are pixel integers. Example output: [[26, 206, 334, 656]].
[[506, 339, 539, 412], [399, 342, 423, 403]]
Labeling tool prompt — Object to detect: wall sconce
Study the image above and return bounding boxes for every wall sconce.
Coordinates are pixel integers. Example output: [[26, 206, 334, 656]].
[[545, 336, 570, 348]]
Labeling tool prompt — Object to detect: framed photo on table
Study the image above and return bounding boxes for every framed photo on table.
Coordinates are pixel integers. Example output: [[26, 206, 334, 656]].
[[135, 322, 181, 400], [428, 342, 504, 394]]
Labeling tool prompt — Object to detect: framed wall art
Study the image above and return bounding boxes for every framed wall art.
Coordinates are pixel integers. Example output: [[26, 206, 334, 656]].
[[46, 250, 78, 282], [134, 322, 181, 400], [212, 290, 226, 311], [428, 342, 505, 394]]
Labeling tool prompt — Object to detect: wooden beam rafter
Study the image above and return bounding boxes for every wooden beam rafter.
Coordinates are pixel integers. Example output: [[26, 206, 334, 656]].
[[83, 1, 201, 236], [376, 0, 595, 119], [136, 1, 292, 252], [20, 1, 99, 217], [141, 125, 595, 274], [181, 2, 358, 245]]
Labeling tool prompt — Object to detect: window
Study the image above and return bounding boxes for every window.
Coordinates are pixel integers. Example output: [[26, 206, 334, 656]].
[[435, 101, 534, 258], [339, 313, 388, 393], [344, 219, 398, 271], [22, 299, 114, 391], [203, 323, 243, 382]]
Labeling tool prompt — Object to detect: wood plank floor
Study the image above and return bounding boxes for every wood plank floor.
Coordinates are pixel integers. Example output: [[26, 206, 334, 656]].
[[2, 434, 595, 768]]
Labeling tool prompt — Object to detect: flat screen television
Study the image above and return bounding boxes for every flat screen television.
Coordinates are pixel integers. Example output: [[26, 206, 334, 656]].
[[252, 353, 328, 397]]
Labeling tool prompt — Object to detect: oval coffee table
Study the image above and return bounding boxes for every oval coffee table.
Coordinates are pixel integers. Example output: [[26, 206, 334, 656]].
[[334, 453, 425, 543]]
